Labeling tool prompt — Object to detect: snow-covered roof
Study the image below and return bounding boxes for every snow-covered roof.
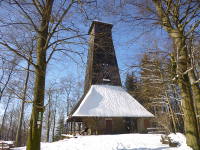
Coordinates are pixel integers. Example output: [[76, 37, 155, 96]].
[[72, 85, 154, 117]]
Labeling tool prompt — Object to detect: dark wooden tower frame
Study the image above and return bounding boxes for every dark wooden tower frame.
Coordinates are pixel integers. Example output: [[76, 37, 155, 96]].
[[84, 21, 122, 94]]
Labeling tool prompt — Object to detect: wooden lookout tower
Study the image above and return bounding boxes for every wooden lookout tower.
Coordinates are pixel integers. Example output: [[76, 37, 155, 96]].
[[67, 21, 154, 135]]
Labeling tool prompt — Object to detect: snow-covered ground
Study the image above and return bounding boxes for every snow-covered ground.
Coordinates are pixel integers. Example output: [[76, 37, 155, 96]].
[[12, 134, 192, 150]]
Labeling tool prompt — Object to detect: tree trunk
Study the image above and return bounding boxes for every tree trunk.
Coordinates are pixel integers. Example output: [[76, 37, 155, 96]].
[[46, 93, 51, 142], [166, 93, 177, 133], [6, 109, 13, 140], [26, 1, 54, 150], [169, 30, 199, 150], [174, 35, 199, 150], [52, 109, 56, 142], [0, 94, 11, 139], [188, 70, 200, 132], [26, 58, 47, 150], [15, 60, 30, 147], [15, 91, 25, 145]]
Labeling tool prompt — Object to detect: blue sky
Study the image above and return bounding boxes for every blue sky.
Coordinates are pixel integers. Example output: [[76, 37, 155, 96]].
[[46, 18, 170, 88], [0, 1, 172, 118], [0, 0, 170, 89], [46, 21, 139, 85]]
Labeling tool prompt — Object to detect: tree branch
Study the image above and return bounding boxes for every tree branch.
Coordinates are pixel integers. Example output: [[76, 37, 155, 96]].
[[0, 41, 37, 67], [45, 0, 76, 49], [13, 0, 39, 33], [186, 20, 200, 36], [32, 0, 43, 16]]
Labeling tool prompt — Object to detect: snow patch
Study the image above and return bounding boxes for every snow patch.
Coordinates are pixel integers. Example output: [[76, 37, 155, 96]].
[[12, 134, 191, 150], [168, 133, 192, 150]]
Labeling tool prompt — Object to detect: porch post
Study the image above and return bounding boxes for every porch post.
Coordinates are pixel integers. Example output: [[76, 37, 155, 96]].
[[70, 121, 73, 135]]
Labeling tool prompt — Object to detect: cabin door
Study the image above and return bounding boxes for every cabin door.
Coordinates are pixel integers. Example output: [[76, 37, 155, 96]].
[[105, 119, 112, 134]]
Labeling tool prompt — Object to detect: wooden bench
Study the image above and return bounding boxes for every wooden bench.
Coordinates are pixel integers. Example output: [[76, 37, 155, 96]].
[[147, 128, 166, 134], [0, 142, 10, 150], [61, 134, 75, 139]]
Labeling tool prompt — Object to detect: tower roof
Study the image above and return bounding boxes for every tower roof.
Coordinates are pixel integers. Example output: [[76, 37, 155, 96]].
[[88, 20, 113, 34], [72, 85, 154, 117]]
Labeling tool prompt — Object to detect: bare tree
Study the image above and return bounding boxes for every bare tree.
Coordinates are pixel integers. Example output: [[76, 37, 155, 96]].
[[100, 1, 200, 149], [15, 56, 31, 147], [130, 48, 183, 133], [0, 56, 18, 139], [60, 77, 75, 115], [0, 1, 92, 149], [0, 93, 12, 139], [151, 1, 200, 149], [51, 93, 59, 142], [44, 86, 55, 142], [0, 57, 17, 102]]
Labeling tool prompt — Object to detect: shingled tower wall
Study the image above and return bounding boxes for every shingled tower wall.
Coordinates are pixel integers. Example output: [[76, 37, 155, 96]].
[[84, 21, 122, 94]]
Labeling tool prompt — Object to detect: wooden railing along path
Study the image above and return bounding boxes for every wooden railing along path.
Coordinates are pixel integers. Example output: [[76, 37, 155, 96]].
[[0, 141, 14, 150]]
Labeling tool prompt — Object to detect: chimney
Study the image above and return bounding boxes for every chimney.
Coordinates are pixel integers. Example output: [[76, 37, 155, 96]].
[[84, 21, 122, 94]]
